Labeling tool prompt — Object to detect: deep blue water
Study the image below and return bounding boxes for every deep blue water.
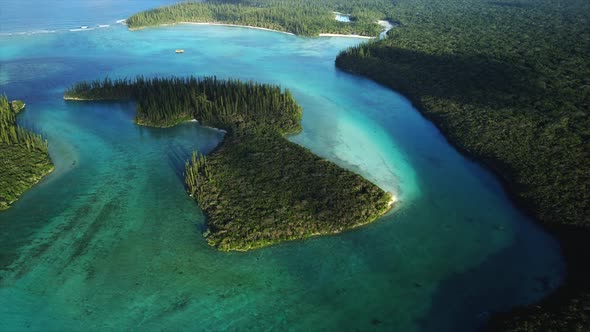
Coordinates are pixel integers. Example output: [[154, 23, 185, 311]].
[[0, 2, 564, 331]]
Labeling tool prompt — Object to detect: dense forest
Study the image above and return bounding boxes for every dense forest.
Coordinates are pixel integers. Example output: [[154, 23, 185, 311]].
[[0, 96, 53, 210], [186, 133, 392, 250], [333, 0, 590, 330], [126, 0, 395, 36], [66, 77, 393, 251], [65, 76, 302, 132]]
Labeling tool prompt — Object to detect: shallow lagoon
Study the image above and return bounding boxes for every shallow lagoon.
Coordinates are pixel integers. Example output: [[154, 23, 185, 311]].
[[0, 13, 564, 332]]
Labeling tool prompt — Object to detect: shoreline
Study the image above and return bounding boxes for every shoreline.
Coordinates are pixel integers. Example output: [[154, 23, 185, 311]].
[[377, 20, 395, 39], [318, 33, 374, 39], [129, 21, 386, 39], [63, 96, 89, 101], [63, 98, 228, 133], [179, 22, 295, 35], [1, 165, 54, 211], [130, 22, 296, 36], [319, 19, 395, 39], [186, 119, 228, 134], [221, 191, 397, 252]]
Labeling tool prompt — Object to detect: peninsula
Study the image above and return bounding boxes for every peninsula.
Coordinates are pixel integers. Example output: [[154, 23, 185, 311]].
[[64, 77, 393, 251], [0, 96, 53, 211]]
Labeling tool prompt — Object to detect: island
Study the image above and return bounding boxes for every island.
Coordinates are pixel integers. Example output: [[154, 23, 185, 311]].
[[0, 96, 53, 211], [64, 76, 394, 251], [125, 1, 390, 37]]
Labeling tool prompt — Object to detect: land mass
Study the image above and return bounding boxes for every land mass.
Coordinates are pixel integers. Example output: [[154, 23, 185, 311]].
[[126, 0, 389, 37], [0, 96, 53, 211], [64, 76, 393, 251], [129, 0, 589, 328]]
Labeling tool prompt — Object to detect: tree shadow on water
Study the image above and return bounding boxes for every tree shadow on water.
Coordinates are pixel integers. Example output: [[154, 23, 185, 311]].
[[166, 141, 214, 234], [415, 231, 564, 332], [166, 141, 192, 185]]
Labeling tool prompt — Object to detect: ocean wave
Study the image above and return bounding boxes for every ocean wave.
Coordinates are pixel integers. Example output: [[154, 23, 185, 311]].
[[0, 24, 112, 37], [69, 27, 95, 32], [2, 30, 58, 36], [27, 30, 57, 34], [0, 18, 124, 37]]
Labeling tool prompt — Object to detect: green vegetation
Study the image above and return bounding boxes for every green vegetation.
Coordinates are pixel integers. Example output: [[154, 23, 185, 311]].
[[65, 77, 393, 251], [65, 76, 302, 131], [186, 133, 392, 251], [126, 0, 396, 36], [0, 96, 52, 211], [333, 0, 589, 330]]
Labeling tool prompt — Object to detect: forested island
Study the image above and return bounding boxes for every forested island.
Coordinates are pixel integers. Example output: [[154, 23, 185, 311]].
[[64, 77, 393, 251], [0, 96, 53, 211], [126, 0, 393, 36]]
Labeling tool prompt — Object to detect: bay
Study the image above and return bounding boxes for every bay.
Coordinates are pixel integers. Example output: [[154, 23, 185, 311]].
[[0, 3, 563, 331]]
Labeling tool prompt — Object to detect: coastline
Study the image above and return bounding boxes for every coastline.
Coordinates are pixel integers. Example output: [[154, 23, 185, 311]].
[[219, 192, 397, 252], [1, 165, 54, 211], [128, 21, 388, 39], [64, 97, 228, 134], [318, 19, 394, 39], [377, 20, 395, 39], [318, 33, 374, 39], [186, 119, 228, 134], [126, 15, 398, 40], [129, 22, 296, 36], [63, 96, 90, 101], [1, 99, 54, 211], [179, 22, 295, 35]]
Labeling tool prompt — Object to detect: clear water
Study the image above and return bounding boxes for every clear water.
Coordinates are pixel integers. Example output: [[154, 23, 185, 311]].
[[0, 4, 564, 332], [0, 0, 186, 34], [335, 14, 351, 23]]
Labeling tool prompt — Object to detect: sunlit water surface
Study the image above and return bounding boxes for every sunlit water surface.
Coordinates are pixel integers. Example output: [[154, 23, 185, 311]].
[[0, 4, 563, 332]]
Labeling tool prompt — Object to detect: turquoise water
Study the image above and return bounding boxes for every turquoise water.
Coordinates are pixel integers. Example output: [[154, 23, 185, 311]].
[[0, 0, 185, 34], [0, 6, 564, 332], [335, 14, 351, 23]]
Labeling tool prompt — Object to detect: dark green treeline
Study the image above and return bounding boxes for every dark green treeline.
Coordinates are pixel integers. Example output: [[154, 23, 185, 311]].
[[0, 97, 48, 151], [0, 96, 52, 210], [65, 76, 302, 132]]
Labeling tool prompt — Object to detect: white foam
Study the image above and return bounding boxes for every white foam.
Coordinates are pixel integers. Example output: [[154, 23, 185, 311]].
[[30, 30, 57, 35], [69, 27, 95, 32]]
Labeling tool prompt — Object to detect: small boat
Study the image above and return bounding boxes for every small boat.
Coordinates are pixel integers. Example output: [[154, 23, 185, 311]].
[[80, 26, 89, 29], [175, 49, 185, 54]]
